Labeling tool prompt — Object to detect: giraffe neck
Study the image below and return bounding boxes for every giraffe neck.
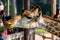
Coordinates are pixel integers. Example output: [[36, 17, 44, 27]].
[[38, 16, 60, 37]]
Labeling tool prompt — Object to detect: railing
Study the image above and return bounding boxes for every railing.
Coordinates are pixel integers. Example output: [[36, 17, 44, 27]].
[[2, 31, 24, 40], [2, 29, 35, 40]]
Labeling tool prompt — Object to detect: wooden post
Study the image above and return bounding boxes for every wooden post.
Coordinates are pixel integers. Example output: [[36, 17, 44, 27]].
[[32, 31, 35, 40], [24, 28, 30, 40], [7, 0, 10, 16], [51, 0, 56, 17], [59, 10, 60, 15], [24, 0, 30, 10], [22, 0, 24, 9], [23, 0, 35, 40], [12, 0, 17, 17], [24, 0, 30, 40], [57, 0, 60, 16]]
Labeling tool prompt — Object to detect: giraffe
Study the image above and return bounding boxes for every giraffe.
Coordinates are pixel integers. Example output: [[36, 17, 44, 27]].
[[6, 7, 60, 37], [6, 6, 40, 28]]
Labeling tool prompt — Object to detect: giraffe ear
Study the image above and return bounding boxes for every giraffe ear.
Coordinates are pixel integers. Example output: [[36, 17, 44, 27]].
[[31, 6, 42, 13], [31, 7, 39, 16], [35, 6, 42, 12], [30, 6, 36, 12], [20, 9, 25, 16]]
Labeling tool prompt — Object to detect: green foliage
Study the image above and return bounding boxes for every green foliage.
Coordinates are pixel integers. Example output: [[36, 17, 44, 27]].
[[1, 0, 13, 16], [0, 0, 1, 1], [0, 27, 4, 33], [35, 28, 45, 34], [0, 24, 10, 33], [5, 24, 11, 29]]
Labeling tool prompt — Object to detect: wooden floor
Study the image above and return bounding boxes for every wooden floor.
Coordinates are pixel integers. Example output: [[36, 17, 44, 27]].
[[35, 34, 60, 40]]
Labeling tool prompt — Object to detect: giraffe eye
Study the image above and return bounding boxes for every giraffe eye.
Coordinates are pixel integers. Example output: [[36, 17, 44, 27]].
[[26, 16, 32, 19]]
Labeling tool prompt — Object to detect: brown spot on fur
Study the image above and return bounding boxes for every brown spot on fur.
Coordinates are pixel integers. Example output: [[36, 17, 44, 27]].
[[55, 27, 60, 31]]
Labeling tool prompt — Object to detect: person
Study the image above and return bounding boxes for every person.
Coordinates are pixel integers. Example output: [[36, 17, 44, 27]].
[[0, 2, 12, 25], [0, 2, 4, 19], [0, 32, 3, 40], [0, 2, 4, 26], [0, 19, 4, 26], [3, 27, 8, 36]]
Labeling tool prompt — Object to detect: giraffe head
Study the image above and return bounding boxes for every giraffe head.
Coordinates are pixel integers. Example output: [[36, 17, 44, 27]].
[[6, 7, 41, 28]]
